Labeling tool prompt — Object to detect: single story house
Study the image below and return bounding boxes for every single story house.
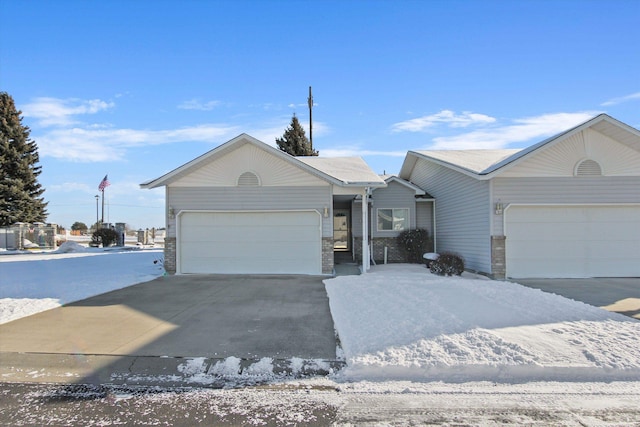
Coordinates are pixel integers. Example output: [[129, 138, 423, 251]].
[[399, 113, 640, 279], [141, 134, 391, 275]]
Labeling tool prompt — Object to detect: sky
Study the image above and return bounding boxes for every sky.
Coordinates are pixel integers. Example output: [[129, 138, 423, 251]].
[[1, 0, 639, 230]]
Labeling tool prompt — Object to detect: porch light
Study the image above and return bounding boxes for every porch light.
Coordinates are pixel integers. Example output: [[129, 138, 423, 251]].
[[494, 201, 504, 215], [323, 206, 329, 218], [168, 206, 175, 219]]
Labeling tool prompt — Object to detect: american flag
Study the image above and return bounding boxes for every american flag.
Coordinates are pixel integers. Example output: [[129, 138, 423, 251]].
[[98, 175, 110, 191]]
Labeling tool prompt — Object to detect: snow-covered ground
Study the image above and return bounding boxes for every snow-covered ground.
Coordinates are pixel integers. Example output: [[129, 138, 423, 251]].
[[325, 264, 640, 382], [2, 249, 640, 424], [0, 242, 165, 324], [2, 249, 640, 384]]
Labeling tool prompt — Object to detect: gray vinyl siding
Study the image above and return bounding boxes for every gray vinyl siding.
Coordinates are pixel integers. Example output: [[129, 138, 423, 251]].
[[492, 176, 640, 234], [351, 201, 366, 238], [416, 202, 434, 234], [167, 185, 332, 238], [409, 160, 491, 273], [371, 181, 417, 238]]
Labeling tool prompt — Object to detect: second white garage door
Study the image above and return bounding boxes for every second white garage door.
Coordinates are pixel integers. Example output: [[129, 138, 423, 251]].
[[178, 211, 322, 274], [505, 205, 640, 278]]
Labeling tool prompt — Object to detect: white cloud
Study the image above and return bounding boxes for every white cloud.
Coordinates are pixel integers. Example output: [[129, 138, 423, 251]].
[[288, 102, 316, 108], [601, 91, 640, 106], [428, 111, 600, 150], [49, 182, 93, 193], [178, 99, 222, 110], [392, 110, 496, 132], [22, 97, 114, 127], [37, 124, 239, 162]]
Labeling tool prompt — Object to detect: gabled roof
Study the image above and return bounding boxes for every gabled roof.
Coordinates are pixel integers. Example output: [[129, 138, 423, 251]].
[[377, 175, 433, 199], [400, 114, 640, 181], [141, 133, 386, 189]]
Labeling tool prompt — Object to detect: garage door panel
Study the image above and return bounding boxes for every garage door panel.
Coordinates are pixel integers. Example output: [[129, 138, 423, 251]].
[[179, 211, 321, 274], [508, 258, 581, 278], [198, 227, 319, 245], [509, 225, 592, 241], [508, 242, 586, 260], [506, 205, 640, 278]]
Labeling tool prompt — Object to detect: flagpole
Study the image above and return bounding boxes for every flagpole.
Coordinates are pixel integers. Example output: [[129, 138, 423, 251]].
[[101, 189, 105, 224]]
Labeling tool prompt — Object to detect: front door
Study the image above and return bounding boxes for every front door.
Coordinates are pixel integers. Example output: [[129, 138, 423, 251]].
[[333, 209, 350, 251]]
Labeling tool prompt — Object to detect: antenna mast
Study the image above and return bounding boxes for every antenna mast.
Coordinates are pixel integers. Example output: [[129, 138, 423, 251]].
[[308, 86, 313, 149]]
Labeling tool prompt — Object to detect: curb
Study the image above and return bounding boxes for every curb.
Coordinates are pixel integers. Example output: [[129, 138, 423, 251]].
[[0, 352, 346, 388]]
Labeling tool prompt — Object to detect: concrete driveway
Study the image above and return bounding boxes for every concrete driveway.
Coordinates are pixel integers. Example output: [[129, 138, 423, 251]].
[[513, 278, 640, 320], [0, 275, 339, 385]]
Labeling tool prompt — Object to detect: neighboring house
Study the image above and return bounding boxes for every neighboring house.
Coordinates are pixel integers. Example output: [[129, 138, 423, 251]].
[[141, 134, 386, 275], [400, 114, 640, 279]]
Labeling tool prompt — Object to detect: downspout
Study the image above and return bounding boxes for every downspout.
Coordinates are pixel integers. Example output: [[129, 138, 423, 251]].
[[432, 200, 437, 252]]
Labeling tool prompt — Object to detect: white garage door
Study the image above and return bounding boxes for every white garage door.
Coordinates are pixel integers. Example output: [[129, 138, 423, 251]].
[[505, 205, 640, 278], [178, 211, 322, 274]]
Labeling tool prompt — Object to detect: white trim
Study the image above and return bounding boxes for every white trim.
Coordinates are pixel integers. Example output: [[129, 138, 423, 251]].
[[378, 176, 426, 195], [176, 209, 323, 275], [375, 207, 411, 232], [362, 188, 370, 272]]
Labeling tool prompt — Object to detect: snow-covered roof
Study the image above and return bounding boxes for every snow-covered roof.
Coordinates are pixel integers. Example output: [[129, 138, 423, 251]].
[[400, 114, 640, 180], [409, 149, 522, 175], [297, 157, 386, 187]]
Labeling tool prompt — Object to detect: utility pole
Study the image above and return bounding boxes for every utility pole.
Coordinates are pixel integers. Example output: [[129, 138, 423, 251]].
[[307, 86, 313, 150]]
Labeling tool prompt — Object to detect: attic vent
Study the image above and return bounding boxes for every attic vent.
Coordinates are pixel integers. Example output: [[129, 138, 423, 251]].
[[575, 159, 602, 176], [237, 171, 260, 186]]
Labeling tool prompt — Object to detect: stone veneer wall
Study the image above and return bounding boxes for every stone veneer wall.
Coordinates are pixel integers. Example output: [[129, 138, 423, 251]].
[[322, 237, 334, 274], [164, 237, 177, 274], [352, 237, 412, 264], [491, 235, 506, 280]]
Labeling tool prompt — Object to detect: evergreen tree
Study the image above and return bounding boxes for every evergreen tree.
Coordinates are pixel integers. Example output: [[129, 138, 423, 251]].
[[275, 114, 318, 156], [0, 92, 48, 226]]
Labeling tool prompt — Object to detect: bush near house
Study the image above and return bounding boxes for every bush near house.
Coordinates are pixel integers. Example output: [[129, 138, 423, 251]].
[[429, 252, 465, 276], [91, 228, 119, 247], [397, 228, 432, 263]]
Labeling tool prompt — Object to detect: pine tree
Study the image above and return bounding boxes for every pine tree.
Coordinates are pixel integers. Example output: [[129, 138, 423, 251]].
[[275, 114, 318, 156], [0, 92, 48, 226]]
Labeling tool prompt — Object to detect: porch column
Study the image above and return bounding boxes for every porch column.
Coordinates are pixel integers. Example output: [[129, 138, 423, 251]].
[[361, 187, 370, 272]]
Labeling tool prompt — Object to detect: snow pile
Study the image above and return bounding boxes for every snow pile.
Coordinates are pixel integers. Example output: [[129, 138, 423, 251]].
[[164, 357, 338, 387], [55, 241, 90, 253], [325, 264, 640, 382], [0, 249, 165, 324]]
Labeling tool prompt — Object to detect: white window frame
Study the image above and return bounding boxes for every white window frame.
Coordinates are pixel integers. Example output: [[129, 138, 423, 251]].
[[376, 208, 410, 232]]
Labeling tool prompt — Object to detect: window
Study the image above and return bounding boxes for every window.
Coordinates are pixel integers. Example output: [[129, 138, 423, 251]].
[[377, 208, 409, 231]]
